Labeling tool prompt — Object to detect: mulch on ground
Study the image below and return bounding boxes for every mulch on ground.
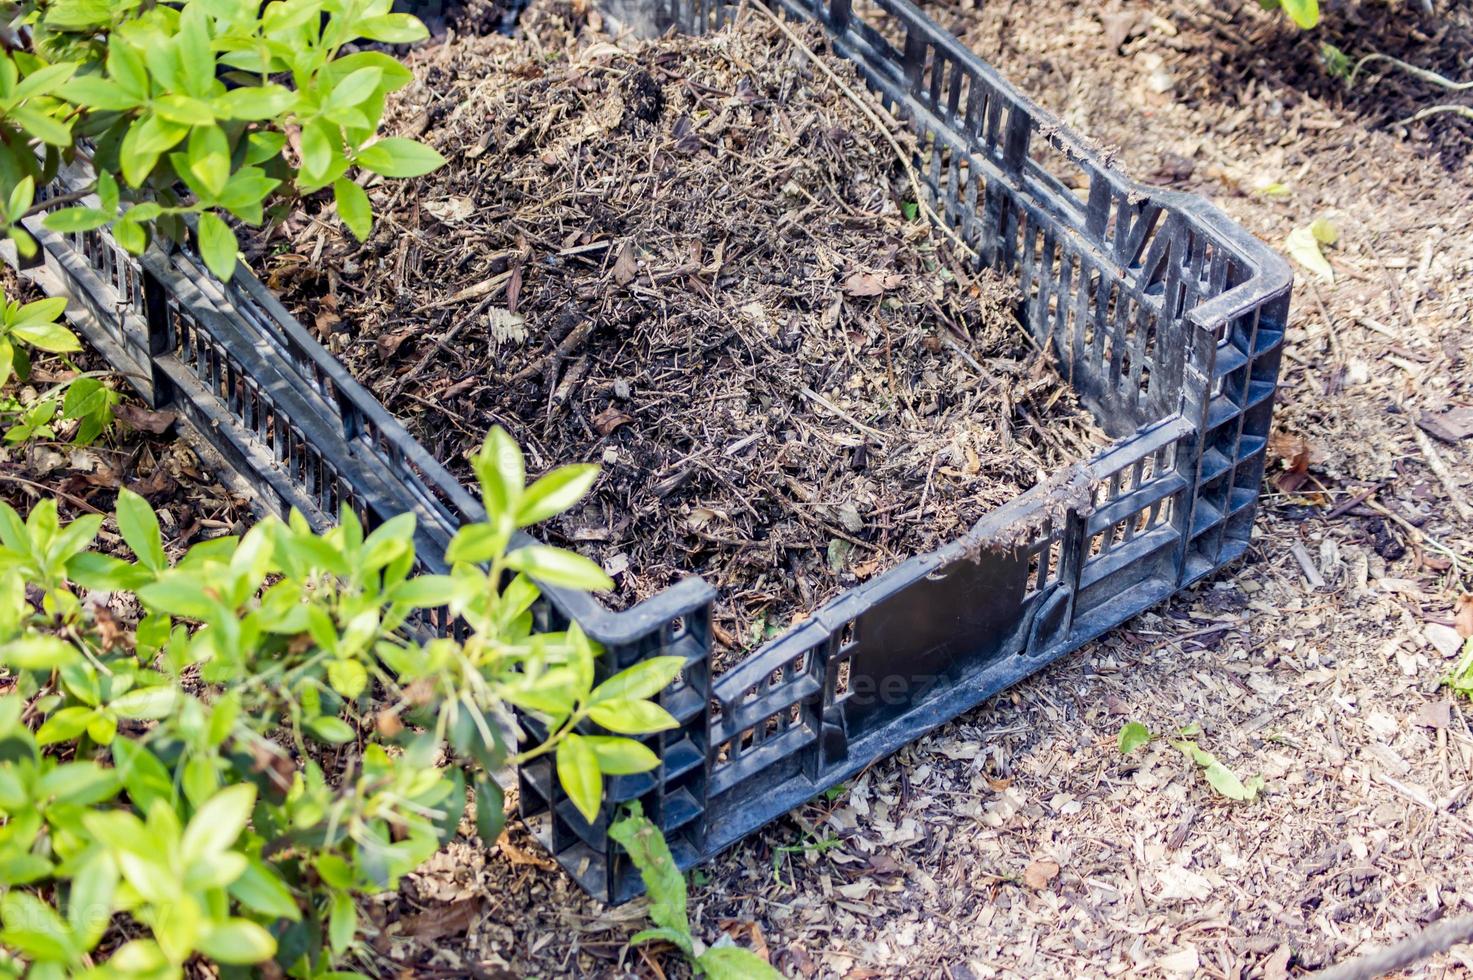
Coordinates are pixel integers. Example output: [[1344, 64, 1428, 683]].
[[248, 0, 1105, 652]]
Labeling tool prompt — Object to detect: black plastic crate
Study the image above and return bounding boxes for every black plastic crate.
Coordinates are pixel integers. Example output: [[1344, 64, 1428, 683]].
[[7, 0, 1291, 904]]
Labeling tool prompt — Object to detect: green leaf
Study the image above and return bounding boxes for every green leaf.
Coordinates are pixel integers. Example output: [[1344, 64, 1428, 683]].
[[1279, 0, 1320, 28], [1117, 721, 1151, 755], [583, 735, 659, 775], [115, 487, 166, 572], [228, 860, 301, 922], [181, 783, 255, 862], [473, 426, 525, 520], [152, 94, 215, 127], [11, 321, 81, 354], [196, 212, 239, 281], [556, 733, 603, 824], [137, 575, 216, 620], [300, 119, 336, 183], [355, 13, 431, 43], [474, 773, 505, 843], [608, 803, 691, 953], [36, 705, 95, 746], [328, 891, 356, 955], [586, 699, 678, 735], [333, 177, 372, 241], [504, 545, 613, 592], [515, 464, 599, 527], [68, 854, 118, 950], [325, 67, 384, 112], [2, 635, 79, 670], [388, 575, 457, 607], [1309, 217, 1339, 245], [696, 947, 785, 979], [7, 175, 34, 222], [327, 658, 368, 700], [11, 106, 72, 147], [0, 892, 77, 962], [59, 76, 139, 111], [215, 84, 295, 121], [355, 137, 446, 178], [444, 524, 502, 566], [590, 656, 684, 704], [109, 685, 178, 720], [197, 919, 277, 965], [307, 715, 357, 745], [43, 207, 113, 233], [186, 125, 231, 198]]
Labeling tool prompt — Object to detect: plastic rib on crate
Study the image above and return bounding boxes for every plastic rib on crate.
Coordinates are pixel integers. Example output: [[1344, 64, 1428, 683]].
[[7, 0, 1291, 904]]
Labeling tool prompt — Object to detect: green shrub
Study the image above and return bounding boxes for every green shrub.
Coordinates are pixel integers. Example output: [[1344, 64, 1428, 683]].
[[0, 0, 445, 280], [0, 281, 116, 445], [0, 427, 682, 977]]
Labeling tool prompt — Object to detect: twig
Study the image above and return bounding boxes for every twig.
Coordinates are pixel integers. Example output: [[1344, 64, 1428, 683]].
[[796, 385, 890, 443], [1289, 540, 1326, 589], [1410, 423, 1473, 522], [1310, 914, 1473, 980], [0, 472, 105, 514], [1349, 52, 1473, 91], [745, 0, 979, 261], [1397, 104, 1473, 127]]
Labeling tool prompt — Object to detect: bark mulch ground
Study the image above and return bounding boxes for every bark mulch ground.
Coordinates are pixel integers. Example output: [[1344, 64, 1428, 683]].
[[247, 0, 1105, 652]]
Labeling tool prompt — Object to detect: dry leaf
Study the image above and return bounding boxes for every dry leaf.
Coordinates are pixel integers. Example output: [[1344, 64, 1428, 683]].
[[397, 897, 481, 941], [612, 240, 639, 285], [424, 196, 475, 224], [719, 920, 772, 964], [114, 404, 177, 434], [1153, 864, 1214, 901], [496, 831, 556, 870], [1454, 594, 1473, 638], [842, 271, 904, 296], [592, 406, 635, 435], [1022, 859, 1059, 890], [1268, 431, 1311, 493], [1286, 225, 1334, 282]]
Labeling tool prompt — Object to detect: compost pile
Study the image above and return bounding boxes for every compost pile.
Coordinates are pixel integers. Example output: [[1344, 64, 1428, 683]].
[[251, 0, 1107, 650]]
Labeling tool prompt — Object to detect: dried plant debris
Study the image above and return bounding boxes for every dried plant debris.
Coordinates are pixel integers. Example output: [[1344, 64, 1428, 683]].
[[250, 0, 1107, 651]]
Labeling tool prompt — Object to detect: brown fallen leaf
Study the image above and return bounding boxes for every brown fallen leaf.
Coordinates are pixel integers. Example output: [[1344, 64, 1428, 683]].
[[842, 271, 904, 297], [612, 240, 639, 285], [396, 897, 481, 941], [1023, 859, 1059, 890], [592, 406, 635, 436], [496, 831, 556, 870], [1268, 431, 1311, 493], [1455, 593, 1473, 638], [376, 325, 418, 359], [719, 920, 772, 964], [114, 404, 177, 435]]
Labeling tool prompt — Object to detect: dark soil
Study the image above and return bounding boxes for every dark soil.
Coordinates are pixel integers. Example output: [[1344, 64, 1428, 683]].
[[250, 0, 1106, 652]]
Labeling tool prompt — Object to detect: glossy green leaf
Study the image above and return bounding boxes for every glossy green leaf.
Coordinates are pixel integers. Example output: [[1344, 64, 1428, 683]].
[[333, 177, 372, 241], [115, 487, 166, 572], [590, 656, 684, 705], [556, 733, 603, 824], [355, 137, 446, 178], [515, 464, 599, 527], [586, 699, 678, 735], [197, 212, 239, 281], [504, 545, 613, 592]]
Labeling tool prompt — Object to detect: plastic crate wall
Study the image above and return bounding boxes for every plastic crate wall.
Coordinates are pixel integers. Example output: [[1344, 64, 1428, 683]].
[[6, 0, 1290, 904]]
